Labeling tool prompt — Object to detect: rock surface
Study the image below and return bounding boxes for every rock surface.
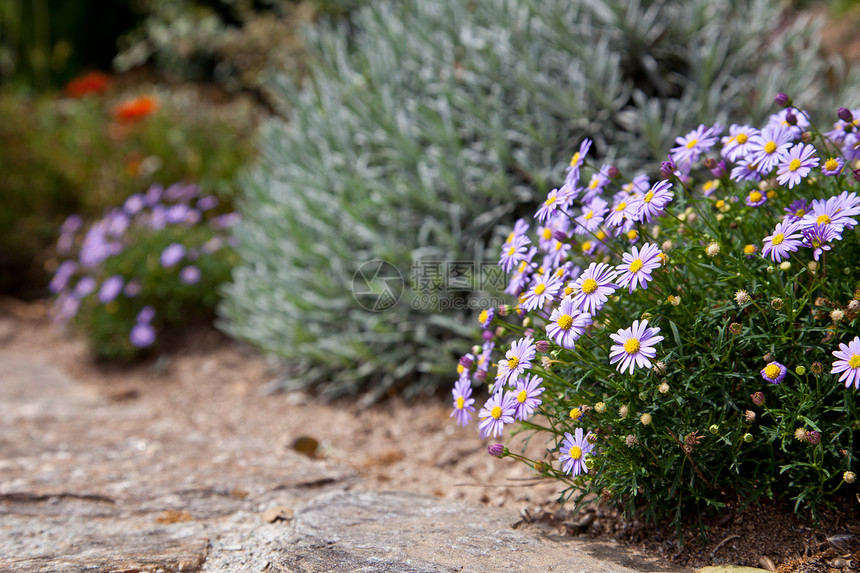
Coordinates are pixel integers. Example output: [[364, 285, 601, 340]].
[[0, 316, 686, 572]]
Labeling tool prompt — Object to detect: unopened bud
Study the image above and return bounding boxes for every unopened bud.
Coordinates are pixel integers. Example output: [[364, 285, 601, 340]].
[[729, 322, 743, 335], [771, 298, 784, 310], [709, 160, 727, 178], [795, 365, 807, 375], [751, 392, 765, 406], [535, 340, 550, 353], [807, 430, 821, 445], [607, 165, 619, 179], [785, 110, 797, 126], [474, 369, 487, 382], [640, 413, 652, 426], [709, 424, 720, 435], [838, 107, 853, 123], [660, 160, 676, 178], [811, 362, 823, 375], [482, 329, 494, 342], [552, 229, 568, 242], [774, 92, 791, 107], [743, 433, 754, 443], [488, 444, 507, 457], [853, 168, 860, 184]]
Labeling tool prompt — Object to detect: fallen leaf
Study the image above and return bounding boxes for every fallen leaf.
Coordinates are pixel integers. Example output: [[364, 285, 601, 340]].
[[261, 506, 294, 523], [156, 509, 193, 524]]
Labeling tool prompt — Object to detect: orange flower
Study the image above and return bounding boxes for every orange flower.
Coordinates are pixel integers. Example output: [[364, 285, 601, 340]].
[[64, 71, 111, 98], [113, 95, 159, 123]]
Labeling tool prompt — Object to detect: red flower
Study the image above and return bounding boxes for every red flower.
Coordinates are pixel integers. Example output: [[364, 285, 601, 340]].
[[64, 71, 111, 98], [113, 95, 159, 123]]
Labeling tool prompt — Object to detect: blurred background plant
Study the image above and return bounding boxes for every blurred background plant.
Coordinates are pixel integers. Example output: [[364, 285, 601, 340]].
[[220, 0, 859, 400], [49, 182, 240, 360]]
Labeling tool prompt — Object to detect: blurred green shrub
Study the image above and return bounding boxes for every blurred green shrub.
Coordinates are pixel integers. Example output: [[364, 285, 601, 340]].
[[0, 83, 256, 298], [220, 0, 856, 399], [50, 183, 240, 360]]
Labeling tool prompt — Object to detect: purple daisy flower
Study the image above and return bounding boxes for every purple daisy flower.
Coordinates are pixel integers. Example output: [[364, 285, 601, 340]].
[[98, 275, 124, 303], [196, 195, 220, 211], [783, 199, 809, 222], [829, 191, 860, 229], [123, 194, 145, 215], [762, 220, 804, 262], [571, 262, 619, 316], [512, 374, 545, 420], [535, 188, 564, 223], [776, 143, 819, 189], [802, 223, 839, 261], [821, 156, 844, 176], [720, 124, 759, 162], [160, 243, 186, 268], [574, 197, 609, 235], [748, 124, 793, 174], [606, 195, 635, 234], [671, 124, 719, 171], [730, 159, 763, 183], [478, 392, 517, 439], [760, 361, 787, 385], [832, 336, 860, 389], [74, 276, 97, 298], [49, 260, 77, 294], [478, 307, 494, 329], [631, 180, 674, 223], [499, 234, 531, 274], [136, 305, 155, 324], [609, 320, 664, 375], [617, 243, 662, 293], [565, 138, 592, 187], [744, 189, 767, 208], [450, 376, 476, 427], [180, 265, 201, 285], [546, 296, 592, 350], [495, 336, 536, 386], [582, 165, 611, 203], [559, 427, 594, 477], [522, 272, 562, 312], [767, 108, 809, 139], [130, 323, 156, 348]]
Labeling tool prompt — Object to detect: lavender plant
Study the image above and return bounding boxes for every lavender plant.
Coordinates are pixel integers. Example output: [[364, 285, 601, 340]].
[[50, 183, 239, 360], [222, 0, 854, 398], [453, 96, 860, 528]]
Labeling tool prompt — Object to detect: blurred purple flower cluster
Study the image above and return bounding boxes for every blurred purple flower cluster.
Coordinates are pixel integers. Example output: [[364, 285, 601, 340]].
[[50, 182, 240, 352]]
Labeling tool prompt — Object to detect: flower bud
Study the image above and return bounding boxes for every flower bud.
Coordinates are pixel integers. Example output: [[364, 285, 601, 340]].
[[498, 305, 511, 317], [552, 229, 568, 242], [745, 410, 756, 423], [594, 401, 606, 413], [658, 381, 670, 394], [660, 160, 676, 178], [853, 168, 860, 184], [811, 362, 823, 375], [807, 430, 821, 445], [794, 428, 808, 442], [784, 110, 797, 126], [795, 365, 806, 375], [743, 433, 754, 443], [774, 92, 791, 107], [585, 457, 595, 469], [709, 160, 727, 178], [779, 261, 791, 271], [474, 369, 487, 382], [751, 392, 765, 406], [729, 322, 743, 335], [535, 340, 550, 353], [771, 298, 784, 310], [709, 424, 720, 435], [482, 329, 494, 342], [838, 107, 853, 123], [607, 165, 619, 179], [640, 413, 652, 426], [618, 405, 629, 418], [570, 407, 583, 421], [844, 471, 856, 483], [488, 444, 507, 457], [459, 355, 474, 369]]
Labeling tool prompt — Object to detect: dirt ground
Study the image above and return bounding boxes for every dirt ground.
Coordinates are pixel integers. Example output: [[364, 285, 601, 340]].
[[2, 297, 858, 572]]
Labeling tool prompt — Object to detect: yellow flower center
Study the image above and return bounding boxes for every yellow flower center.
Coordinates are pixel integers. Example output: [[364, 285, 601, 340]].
[[584, 210, 594, 220], [744, 244, 756, 255], [643, 191, 655, 203], [764, 141, 777, 154], [736, 132, 748, 144], [764, 363, 781, 380], [628, 259, 644, 273], [507, 245, 516, 256], [542, 227, 552, 240], [788, 158, 802, 172], [491, 405, 503, 419], [626, 230, 638, 241], [507, 355, 519, 370], [568, 445, 583, 460], [564, 286, 574, 297], [748, 191, 763, 203], [771, 233, 785, 246], [816, 214, 831, 225], [479, 310, 488, 324], [456, 396, 465, 409], [624, 338, 640, 354], [794, 209, 806, 217], [570, 408, 582, 420], [570, 152, 580, 167], [557, 314, 574, 330], [534, 283, 546, 295], [581, 278, 598, 294], [849, 355, 860, 369], [825, 158, 839, 171], [555, 242, 564, 251], [615, 202, 627, 212], [686, 138, 698, 149], [581, 241, 593, 253], [517, 390, 528, 403], [545, 195, 556, 207], [715, 199, 725, 209], [596, 230, 607, 241], [589, 178, 600, 190]]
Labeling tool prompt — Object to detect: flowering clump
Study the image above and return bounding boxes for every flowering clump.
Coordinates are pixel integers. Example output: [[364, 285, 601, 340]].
[[451, 99, 860, 526], [50, 182, 239, 359]]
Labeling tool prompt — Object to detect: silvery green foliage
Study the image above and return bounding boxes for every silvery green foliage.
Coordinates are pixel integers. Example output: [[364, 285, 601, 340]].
[[220, 0, 848, 398]]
